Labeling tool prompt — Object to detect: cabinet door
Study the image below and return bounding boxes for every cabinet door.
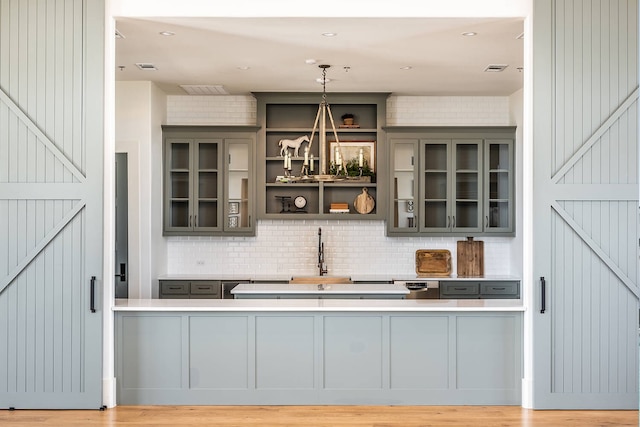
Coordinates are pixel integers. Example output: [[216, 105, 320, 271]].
[[421, 140, 451, 232], [389, 139, 418, 233], [225, 139, 254, 233], [193, 140, 221, 232], [165, 139, 193, 232], [484, 139, 513, 233], [451, 139, 482, 233]]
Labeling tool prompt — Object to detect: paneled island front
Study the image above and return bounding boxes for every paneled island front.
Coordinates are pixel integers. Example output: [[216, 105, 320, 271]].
[[114, 294, 524, 406]]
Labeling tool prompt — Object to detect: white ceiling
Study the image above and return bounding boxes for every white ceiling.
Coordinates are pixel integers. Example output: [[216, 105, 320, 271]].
[[114, 17, 524, 96]]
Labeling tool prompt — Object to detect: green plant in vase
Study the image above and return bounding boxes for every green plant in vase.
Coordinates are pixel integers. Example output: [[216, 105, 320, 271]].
[[345, 158, 373, 177]]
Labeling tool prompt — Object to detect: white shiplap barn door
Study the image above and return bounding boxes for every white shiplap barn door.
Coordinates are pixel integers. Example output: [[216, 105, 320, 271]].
[[533, 0, 639, 409], [0, 0, 104, 408]]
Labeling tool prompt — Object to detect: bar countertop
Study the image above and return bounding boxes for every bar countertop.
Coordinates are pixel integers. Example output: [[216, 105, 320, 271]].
[[113, 298, 525, 312]]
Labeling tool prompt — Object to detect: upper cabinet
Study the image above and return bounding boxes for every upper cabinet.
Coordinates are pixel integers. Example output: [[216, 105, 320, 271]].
[[254, 92, 388, 220], [163, 126, 259, 236], [387, 127, 515, 237]]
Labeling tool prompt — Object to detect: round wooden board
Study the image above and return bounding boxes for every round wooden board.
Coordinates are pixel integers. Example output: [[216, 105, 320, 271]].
[[354, 187, 375, 214]]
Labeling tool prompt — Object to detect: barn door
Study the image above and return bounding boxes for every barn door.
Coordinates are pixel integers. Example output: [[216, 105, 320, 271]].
[[0, 0, 104, 408], [532, 0, 639, 409]]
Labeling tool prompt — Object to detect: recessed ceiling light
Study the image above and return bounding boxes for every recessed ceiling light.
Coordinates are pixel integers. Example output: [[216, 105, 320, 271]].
[[159, 31, 175, 36], [322, 32, 337, 37], [305, 59, 317, 65], [237, 66, 250, 70], [462, 32, 477, 36], [400, 66, 412, 70]]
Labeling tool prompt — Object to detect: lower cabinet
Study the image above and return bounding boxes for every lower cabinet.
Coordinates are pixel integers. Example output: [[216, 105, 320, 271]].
[[159, 280, 221, 299], [439, 280, 520, 299], [115, 311, 523, 405]]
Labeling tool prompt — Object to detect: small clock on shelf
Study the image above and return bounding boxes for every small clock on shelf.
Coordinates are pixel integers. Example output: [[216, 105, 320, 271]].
[[294, 195, 307, 212]]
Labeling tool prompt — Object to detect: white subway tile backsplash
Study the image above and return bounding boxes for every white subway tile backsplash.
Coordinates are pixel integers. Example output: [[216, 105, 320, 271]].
[[166, 95, 257, 125], [166, 220, 514, 278]]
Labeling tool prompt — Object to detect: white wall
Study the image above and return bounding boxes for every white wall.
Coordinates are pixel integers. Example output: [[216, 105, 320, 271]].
[[115, 81, 167, 298]]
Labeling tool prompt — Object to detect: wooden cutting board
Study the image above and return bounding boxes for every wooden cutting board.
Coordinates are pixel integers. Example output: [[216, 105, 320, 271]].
[[415, 250, 452, 277], [457, 237, 484, 277], [354, 187, 375, 214]]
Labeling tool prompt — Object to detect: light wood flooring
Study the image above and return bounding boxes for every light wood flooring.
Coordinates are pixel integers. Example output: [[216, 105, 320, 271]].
[[0, 405, 637, 427]]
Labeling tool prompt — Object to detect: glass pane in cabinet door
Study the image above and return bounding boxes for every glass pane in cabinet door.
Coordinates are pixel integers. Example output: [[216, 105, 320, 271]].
[[424, 201, 447, 228], [198, 143, 218, 170], [489, 171, 509, 199], [170, 171, 189, 198], [228, 142, 250, 229], [393, 143, 415, 229], [455, 143, 479, 170], [197, 201, 218, 228], [455, 201, 479, 228], [455, 172, 478, 200], [488, 201, 509, 228], [170, 143, 189, 170], [424, 144, 448, 170], [169, 200, 189, 227], [198, 172, 218, 199], [489, 143, 510, 170]]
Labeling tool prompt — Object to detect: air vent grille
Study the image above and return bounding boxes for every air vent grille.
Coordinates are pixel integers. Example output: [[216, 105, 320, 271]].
[[484, 64, 508, 72], [135, 63, 158, 71], [180, 85, 229, 95]]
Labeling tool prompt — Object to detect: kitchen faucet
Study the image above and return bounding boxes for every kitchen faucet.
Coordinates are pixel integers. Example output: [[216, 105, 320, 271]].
[[318, 227, 328, 276]]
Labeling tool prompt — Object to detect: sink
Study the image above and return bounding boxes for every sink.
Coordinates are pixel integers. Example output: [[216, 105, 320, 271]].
[[289, 276, 352, 285]]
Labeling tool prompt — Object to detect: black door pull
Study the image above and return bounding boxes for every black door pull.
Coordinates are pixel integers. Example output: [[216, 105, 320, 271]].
[[540, 276, 546, 314], [90, 276, 97, 313]]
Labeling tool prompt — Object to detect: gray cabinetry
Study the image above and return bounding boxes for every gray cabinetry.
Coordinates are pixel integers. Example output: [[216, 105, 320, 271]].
[[159, 280, 221, 299], [387, 127, 515, 236], [254, 93, 388, 219], [163, 126, 258, 236], [116, 311, 522, 405], [439, 280, 520, 299]]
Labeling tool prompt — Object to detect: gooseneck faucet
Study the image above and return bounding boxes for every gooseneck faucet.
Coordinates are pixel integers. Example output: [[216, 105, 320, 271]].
[[318, 227, 328, 276]]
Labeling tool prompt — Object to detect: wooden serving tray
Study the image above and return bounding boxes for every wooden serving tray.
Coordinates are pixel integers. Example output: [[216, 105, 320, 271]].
[[415, 249, 452, 277]]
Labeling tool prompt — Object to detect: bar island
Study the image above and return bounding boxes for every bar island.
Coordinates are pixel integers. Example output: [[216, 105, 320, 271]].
[[114, 296, 524, 406]]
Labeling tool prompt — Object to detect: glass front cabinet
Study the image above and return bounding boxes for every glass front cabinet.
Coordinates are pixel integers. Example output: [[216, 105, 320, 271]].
[[387, 128, 515, 236], [163, 126, 258, 236]]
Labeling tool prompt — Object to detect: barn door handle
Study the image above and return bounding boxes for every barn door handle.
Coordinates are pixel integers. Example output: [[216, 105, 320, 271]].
[[540, 276, 546, 314], [90, 276, 97, 313]]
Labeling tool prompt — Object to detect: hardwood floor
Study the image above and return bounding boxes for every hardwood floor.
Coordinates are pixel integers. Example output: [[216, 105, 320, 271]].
[[0, 406, 637, 427]]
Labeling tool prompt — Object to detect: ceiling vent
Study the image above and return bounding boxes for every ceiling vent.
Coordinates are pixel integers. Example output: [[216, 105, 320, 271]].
[[180, 84, 229, 95], [484, 64, 508, 72], [115, 29, 125, 39], [135, 63, 158, 71]]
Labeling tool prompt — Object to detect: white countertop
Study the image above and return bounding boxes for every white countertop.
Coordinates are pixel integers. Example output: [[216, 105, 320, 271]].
[[391, 275, 521, 281], [232, 283, 409, 295], [113, 298, 524, 312], [157, 274, 521, 282]]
